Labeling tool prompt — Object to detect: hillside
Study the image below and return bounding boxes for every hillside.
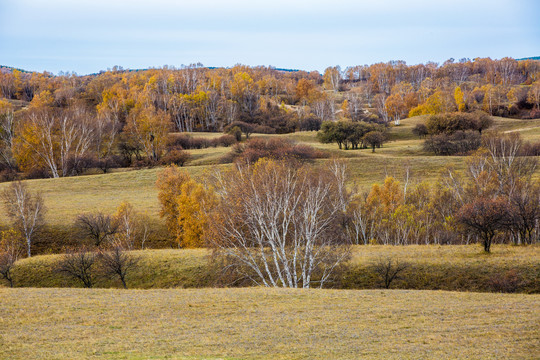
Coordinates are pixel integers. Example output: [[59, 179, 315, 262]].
[[6, 245, 539, 293], [0, 115, 538, 227]]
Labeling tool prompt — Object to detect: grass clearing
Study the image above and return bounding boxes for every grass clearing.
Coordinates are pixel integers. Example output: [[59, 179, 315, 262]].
[[0, 287, 538, 359]]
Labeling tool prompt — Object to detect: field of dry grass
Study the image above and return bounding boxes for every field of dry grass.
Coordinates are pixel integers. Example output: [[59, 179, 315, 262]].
[[0, 287, 538, 359]]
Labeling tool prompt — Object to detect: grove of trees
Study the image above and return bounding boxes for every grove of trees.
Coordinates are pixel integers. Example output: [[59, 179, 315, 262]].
[[0, 58, 539, 179]]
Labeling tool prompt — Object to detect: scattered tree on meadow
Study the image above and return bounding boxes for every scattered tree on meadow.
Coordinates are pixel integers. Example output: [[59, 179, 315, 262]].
[[0, 229, 21, 287], [363, 131, 386, 152], [318, 121, 384, 150], [156, 165, 192, 242], [175, 179, 217, 248], [412, 123, 428, 138], [98, 244, 139, 289], [57, 247, 97, 288], [373, 256, 409, 289], [456, 197, 511, 252], [2, 181, 45, 257]]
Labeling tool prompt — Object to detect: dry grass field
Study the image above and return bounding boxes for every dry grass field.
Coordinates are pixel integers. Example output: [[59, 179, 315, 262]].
[[0, 287, 538, 359]]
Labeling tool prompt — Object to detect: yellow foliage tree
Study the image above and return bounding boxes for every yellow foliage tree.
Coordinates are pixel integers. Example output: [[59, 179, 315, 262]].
[[454, 86, 466, 112], [176, 179, 217, 248], [125, 100, 170, 162], [367, 176, 403, 213], [29, 90, 54, 108], [156, 166, 192, 239], [409, 90, 453, 117]]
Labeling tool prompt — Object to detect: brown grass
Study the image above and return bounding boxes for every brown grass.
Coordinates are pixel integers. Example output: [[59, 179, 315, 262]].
[[0, 287, 538, 359]]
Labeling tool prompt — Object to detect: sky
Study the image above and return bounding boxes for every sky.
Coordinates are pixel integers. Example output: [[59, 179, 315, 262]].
[[1, 0, 539, 75]]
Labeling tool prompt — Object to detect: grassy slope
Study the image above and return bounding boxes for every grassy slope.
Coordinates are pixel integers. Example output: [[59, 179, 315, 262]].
[[6, 245, 540, 293], [0, 287, 538, 360], [0, 115, 536, 227]]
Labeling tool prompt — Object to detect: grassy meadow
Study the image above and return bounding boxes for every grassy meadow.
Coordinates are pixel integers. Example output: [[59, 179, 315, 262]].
[[3, 115, 538, 226], [0, 287, 538, 360]]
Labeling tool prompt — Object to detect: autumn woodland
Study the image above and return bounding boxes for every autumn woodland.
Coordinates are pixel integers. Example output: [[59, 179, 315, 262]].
[[1, 57, 539, 359]]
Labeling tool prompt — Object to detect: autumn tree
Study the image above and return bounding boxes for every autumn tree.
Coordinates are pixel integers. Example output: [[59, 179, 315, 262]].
[[456, 197, 511, 252], [295, 78, 316, 103], [409, 90, 454, 116], [156, 165, 191, 240], [323, 66, 341, 92], [528, 81, 540, 109], [0, 100, 16, 169], [508, 181, 540, 244], [207, 159, 351, 288], [176, 179, 217, 248], [2, 181, 45, 257], [125, 102, 170, 163], [454, 86, 466, 112], [114, 201, 150, 249], [14, 104, 96, 177]]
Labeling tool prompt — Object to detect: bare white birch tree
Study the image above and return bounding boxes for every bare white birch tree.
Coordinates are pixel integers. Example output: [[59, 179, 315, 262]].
[[2, 181, 45, 257], [207, 159, 351, 288]]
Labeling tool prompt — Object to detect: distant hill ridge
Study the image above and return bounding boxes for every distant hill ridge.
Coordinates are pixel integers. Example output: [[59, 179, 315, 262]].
[[2, 58, 539, 76], [1, 64, 301, 76], [516, 56, 540, 61]]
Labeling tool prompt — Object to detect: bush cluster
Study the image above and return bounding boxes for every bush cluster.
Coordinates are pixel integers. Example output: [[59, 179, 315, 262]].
[[224, 138, 326, 164], [167, 134, 237, 150], [423, 130, 481, 155]]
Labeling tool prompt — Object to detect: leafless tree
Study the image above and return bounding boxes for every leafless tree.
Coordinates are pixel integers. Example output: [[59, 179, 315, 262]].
[[98, 244, 139, 289], [482, 132, 537, 198], [2, 181, 45, 257], [0, 250, 17, 287], [76, 212, 119, 247], [57, 247, 97, 288], [456, 197, 511, 252], [374, 93, 389, 123], [94, 111, 119, 159], [508, 181, 540, 245], [373, 256, 409, 289], [208, 159, 351, 288], [0, 106, 16, 168], [0, 232, 21, 287]]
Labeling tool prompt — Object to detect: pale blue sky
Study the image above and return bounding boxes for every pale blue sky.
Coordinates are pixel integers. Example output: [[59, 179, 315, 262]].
[[1, 0, 539, 75]]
